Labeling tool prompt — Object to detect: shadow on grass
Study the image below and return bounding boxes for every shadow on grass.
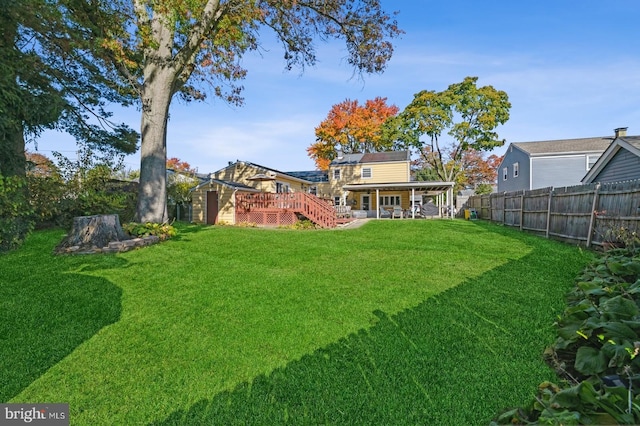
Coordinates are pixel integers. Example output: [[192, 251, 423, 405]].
[[0, 230, 123, 402], [153, 244, 590, 425]]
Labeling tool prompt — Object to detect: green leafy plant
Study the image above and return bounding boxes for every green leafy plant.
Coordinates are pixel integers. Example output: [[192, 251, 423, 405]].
[[595, 210, 640, 251], [278, 220, 319, 230], [492, 246, 640, 425], [123, 221, 177, 241], [0, 174, 34, 252], [235, 221, 258, 228]]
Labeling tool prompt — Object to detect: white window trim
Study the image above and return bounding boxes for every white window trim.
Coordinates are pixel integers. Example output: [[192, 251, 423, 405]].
[[586, 155, 600, 171], [361, 167, 372, 179], [379, 195, 401, 206], [502, 167, 508, 181], [513, 162, 519, 178], [275, 181, 290, 193], [333, 169, 341, 180]]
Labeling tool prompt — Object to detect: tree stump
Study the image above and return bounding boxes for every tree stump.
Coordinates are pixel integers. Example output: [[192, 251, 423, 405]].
[[56, 214, 130, 253]]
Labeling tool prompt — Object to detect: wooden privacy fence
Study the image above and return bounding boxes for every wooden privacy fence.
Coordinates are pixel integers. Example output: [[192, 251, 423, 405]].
[[463, 179, 640, 249]]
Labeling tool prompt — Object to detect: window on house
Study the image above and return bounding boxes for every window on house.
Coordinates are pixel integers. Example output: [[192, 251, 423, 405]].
[[379, 195, 401, 206], [333, 196, 341, 205], [587, 155, 600, 170], [503, 167, 508, 181], [309, 186, 317, 195], [276, 182, 290, 193], [361, 167, 372, 178], [333, 169, 341, 180], [513, 162, 519, 178]]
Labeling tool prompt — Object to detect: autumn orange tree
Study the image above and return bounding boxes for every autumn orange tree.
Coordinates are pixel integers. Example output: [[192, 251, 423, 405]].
[[308, 97, 399, 169], [457, 151, 502, 191], [70, 0, 402, 222]]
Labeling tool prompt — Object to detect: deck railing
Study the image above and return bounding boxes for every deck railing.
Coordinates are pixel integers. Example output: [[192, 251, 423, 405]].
[[235, 192, 337, 228]]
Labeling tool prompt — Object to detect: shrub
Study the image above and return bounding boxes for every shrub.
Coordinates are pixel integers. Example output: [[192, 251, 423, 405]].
[[123, 222, 177, 241], [27, 174, 66, 228], [492, 247, 640, 425], [278, 220, 318, 230], [236, 221, 258, 228], [0, 174, 34, 253]]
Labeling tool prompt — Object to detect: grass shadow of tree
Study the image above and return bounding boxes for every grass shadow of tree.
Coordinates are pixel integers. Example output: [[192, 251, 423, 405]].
[[153, 245, 591, 425], [0, 230, 123, 402]]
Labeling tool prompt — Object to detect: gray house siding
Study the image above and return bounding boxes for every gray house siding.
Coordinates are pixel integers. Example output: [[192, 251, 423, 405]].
[[591, 148, 640, 183], [497, 148, 530, 192], [531, 156, 589, 189]]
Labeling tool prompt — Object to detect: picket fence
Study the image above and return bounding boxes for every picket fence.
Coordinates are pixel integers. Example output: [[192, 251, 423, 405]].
[[462, 179, 640, 249]]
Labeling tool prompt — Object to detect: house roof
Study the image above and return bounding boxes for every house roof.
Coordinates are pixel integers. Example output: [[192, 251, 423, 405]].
[[511, 137, 613, 156], [582, 136, 640, 183], [330, 150, 410, 166], [342, 181, 455, 197], [212, 161, 314, 184], [192, 178, 260, 192], [285, 170, 329, 183], [331, 153, 364, 165]]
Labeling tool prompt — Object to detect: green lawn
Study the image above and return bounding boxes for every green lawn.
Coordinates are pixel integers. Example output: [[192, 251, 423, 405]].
[[1, 220, 593, 425]]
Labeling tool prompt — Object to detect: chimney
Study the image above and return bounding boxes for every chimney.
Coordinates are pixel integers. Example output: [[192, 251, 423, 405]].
[[614, 127, 628, 138]]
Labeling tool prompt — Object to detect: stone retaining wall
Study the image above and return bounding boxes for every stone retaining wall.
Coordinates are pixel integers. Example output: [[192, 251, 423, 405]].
[[57, 235, 160, 255]]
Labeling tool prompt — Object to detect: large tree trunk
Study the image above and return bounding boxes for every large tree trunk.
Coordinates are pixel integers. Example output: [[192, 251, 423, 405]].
[[56, 214, 129, 252], [0, 128, 27, 178], [135, 68, 173, 223]]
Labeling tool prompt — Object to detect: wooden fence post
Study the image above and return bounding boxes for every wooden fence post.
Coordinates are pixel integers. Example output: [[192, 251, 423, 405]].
[[586, 183, 601, 248], [519, 192, 524, 231], [503, 192, 506, 225], [545, 187, 554, 239]]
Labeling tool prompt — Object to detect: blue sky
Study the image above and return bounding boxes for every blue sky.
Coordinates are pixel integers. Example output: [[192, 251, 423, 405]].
[[36, 0, 640, 174]]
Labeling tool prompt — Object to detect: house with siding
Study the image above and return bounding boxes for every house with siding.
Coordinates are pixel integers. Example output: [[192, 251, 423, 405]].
[[191, 151, 455, 227], [192, 161, 318, 225], [497, 135, 613, 192], [582, 128, 640, 184]]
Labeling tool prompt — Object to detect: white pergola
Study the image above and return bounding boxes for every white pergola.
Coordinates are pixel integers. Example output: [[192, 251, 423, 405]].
[[342, 181, 456, 219]]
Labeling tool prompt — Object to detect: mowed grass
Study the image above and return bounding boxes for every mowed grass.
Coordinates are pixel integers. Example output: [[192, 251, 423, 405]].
[[1, 220, 593, 424]]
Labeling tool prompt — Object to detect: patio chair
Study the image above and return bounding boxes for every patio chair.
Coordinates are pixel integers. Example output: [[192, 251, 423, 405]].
[[392, 206, 403, 219], [379, 206, 391, 218]]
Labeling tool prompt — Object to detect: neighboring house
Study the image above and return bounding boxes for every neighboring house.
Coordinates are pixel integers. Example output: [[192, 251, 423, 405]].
[[191, 152, 455, 227], [582, 128, 640, 184], [497, 135, 613, 192]]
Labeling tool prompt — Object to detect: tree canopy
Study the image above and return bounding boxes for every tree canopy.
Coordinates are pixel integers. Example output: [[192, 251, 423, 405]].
[[74, 0, 402, 222], [166, 157, 200, 206], [308, 97, 399, 170], [386, 76, 510, 184], [0, 0, 138, 177]]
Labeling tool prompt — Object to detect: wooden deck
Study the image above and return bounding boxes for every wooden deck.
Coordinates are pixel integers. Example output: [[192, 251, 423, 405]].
[[235, 193, 339, 228]]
